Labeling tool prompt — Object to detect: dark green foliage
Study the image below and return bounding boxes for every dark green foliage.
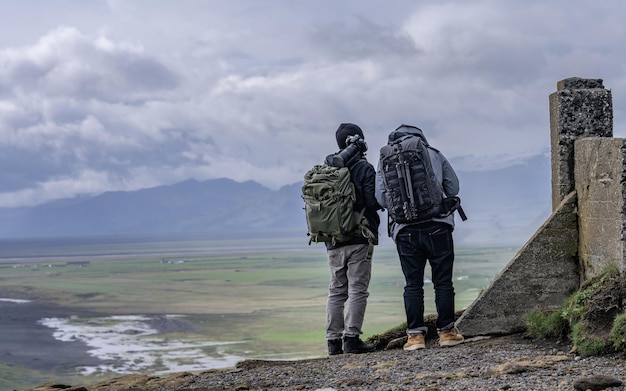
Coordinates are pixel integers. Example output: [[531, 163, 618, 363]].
[[525, 264, 624, 357], [572, 322, 613, 357], [366, 322, 408, 349], [563, 264, 620, 324], [609, 313, 626, 351], [525, 309, 569, 340]]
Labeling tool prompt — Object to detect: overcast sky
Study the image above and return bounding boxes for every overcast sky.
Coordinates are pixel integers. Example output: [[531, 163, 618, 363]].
[[0, 0, 625, 208]]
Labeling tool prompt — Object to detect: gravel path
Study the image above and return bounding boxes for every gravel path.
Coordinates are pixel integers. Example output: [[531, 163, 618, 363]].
[[51, 334, 625, 391]]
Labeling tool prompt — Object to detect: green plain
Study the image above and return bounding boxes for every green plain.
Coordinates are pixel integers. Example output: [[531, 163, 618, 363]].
[[0, 237, 517, 389]]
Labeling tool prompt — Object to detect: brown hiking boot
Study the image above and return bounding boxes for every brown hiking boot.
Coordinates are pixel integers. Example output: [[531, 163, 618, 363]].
[[438, 328, 464, 347], [403, 333, 425, 351]]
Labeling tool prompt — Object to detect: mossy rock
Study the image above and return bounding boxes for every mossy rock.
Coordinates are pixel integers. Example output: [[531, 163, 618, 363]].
[[560, 265, 626, 356], [573, 321, 613, 357], [525, 265, 626, 357]]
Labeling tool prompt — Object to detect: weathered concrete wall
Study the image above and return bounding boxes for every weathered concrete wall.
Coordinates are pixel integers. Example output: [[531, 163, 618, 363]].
[[575, 138, 626, 278], [549, 78, 613, 210], [455, 192, 580, 336], [456, 77, 617, 336]]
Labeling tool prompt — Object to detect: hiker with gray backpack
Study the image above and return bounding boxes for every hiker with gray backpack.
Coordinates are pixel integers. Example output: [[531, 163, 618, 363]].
[[376, 124, 467, 351], [302, 123, 382, 355]]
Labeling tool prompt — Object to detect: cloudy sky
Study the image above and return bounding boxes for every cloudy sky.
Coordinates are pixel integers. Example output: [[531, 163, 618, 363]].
[[0, 0, 625, 208]]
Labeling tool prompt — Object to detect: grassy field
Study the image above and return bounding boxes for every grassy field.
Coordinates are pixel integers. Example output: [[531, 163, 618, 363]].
[[0, 236, 518, 389]]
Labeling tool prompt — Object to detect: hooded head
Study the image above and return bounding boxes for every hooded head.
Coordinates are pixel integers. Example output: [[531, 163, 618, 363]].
[[388, 124, 429, 145], [335, 123, 364, 149]]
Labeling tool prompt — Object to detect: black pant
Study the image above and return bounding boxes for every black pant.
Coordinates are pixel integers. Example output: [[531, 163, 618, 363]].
[[395, 222, 456, 332]]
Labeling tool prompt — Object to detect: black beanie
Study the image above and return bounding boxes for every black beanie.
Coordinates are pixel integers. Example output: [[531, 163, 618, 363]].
[[335, 123, 364, 149]]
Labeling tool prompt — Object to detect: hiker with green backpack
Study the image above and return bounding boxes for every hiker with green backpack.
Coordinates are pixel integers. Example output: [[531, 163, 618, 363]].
[[302, 123, 382, 355]]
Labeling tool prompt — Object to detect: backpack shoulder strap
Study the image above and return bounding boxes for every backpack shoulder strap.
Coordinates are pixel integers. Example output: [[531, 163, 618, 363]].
[[426, 144, 440, 154], [345, 156, 367, 170], [344, 158, 376, 243]]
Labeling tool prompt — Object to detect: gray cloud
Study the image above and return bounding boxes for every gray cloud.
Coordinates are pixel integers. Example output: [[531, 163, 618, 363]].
[[0, 1, 625, 208], [310, 17, 418, 61], [0, 27, 179, 102]]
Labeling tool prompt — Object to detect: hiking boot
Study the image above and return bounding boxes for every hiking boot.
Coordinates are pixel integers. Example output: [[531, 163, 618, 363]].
[[327, 339, 343, 355], [343, 336, 376, 354], [438, 328, 464, 347], [403, 333, 426, 351]]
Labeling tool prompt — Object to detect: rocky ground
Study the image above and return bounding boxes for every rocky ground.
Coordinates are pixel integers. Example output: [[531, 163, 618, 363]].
[[26, 334, 625, 391]]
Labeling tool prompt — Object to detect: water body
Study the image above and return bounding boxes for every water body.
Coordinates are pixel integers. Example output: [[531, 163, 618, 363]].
[[38, 314, 243, 375], [0, 299, 249, 391], [0, 298, 103, 373]]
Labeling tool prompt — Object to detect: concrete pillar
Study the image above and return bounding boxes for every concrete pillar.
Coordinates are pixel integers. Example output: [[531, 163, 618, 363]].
[[455, 77, 618, 337], [549, 78, 613, 211], [575, 138, 626, 279]]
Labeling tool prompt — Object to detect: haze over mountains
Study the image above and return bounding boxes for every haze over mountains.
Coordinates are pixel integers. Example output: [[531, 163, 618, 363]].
[[0, 154, 552, 247]]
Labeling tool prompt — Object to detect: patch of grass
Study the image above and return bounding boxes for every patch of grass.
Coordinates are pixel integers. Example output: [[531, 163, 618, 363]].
[[0, 363, 41, 391], [609, 313, 626, 351], [0, 362, 92, 391], [365, 321, 408, 348], [572, 322, 613, 357], [525, 309, 569, 340], [525, 263, 624, 357], [563, 264, 620, 325]]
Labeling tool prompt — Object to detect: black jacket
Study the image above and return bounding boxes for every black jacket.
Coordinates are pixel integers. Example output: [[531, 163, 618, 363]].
[[324, 154, 382, 250]]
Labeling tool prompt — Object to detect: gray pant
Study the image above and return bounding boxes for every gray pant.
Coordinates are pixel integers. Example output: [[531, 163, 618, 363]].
[[325, 243, 372, 340]]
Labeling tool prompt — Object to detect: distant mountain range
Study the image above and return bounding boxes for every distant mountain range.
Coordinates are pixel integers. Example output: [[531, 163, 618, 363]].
[[0, 154, 553, 246]]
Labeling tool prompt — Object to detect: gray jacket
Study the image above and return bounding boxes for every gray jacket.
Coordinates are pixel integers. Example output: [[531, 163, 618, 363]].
[[375, 126, 460, 241]]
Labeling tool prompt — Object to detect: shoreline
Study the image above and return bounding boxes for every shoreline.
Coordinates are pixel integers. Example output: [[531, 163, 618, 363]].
[[0, 295, 103, 373], [0, 289, 254, 389]]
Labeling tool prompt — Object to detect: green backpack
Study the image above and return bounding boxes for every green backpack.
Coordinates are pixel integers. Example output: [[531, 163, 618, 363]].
[[302, 163, 364, 245]]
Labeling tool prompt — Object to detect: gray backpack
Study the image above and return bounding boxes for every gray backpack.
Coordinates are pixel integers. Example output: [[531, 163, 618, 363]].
[[379, 132, 446, 224]]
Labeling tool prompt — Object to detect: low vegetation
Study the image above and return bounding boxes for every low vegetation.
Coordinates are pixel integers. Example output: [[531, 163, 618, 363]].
[[525, 264, 626, 357], [525, 309, 569, 341], [609, 313, 626, 351]]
